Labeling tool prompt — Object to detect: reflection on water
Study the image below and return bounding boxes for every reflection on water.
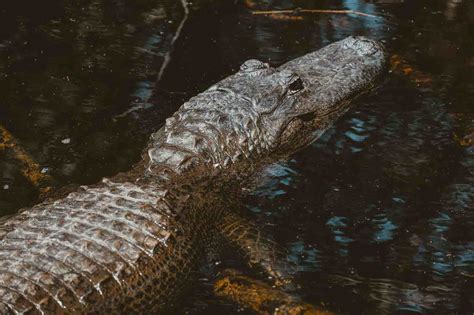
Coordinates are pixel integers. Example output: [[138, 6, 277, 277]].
[[0, 0, 473, 313], [0, 0, 185, 211]]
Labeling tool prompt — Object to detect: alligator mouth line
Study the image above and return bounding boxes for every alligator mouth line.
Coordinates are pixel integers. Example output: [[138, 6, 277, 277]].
[[303, 76, 382, 121], [294, 96, 354, 123]]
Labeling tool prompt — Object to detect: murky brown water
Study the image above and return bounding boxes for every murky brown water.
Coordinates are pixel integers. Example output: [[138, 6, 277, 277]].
[[0, 0, 473, 313]]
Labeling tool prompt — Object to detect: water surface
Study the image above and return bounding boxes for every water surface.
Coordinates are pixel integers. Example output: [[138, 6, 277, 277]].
[[0, 0, 473, 313]]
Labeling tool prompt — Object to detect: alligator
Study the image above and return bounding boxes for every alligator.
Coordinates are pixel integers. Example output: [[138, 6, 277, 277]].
[[0, 36, 386, 314]]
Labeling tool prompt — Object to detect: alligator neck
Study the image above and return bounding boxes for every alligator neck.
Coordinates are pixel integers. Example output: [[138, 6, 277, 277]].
[[142, 92, 277, 184]]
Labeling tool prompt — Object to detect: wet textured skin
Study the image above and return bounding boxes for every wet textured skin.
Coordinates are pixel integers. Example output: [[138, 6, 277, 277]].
[[0, 36, 386, 314]]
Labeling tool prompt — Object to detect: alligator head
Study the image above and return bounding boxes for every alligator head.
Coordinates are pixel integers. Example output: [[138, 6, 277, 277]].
[[147, 36, 386, 175], [272, 36, 386, 154]]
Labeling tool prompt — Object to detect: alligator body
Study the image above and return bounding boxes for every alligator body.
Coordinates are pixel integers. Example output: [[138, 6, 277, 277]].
[[0, 36, 386, 314]]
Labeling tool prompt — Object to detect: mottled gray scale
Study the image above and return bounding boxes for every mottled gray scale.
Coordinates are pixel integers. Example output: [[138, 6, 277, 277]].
[[148, 146, 194, 172], [148, 86, 264, 173], [171, 119, 225, 161], [0, 178, 176, 312], [0, 272, 55, 311], [164, 130, 214, 166], [0, 251, 92, 303], [0, 287, 34, 314], [81, 180, 173, 224], [36, 221, 142, 264], [24, 208, 162, 252], [20, 208, 157, 257], [0, 239, 109, 287], [0, 263, 68, 308], [0, 303, 11, 314], [165, 130, 200, 153], [4, 226, 130, 281]]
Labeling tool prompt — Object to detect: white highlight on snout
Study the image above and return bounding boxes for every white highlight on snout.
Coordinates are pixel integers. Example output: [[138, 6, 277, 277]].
[[342, 36, 380, 57]]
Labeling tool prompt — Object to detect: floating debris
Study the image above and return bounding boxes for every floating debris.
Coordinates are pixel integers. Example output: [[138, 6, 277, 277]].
[[0, 125, 54, 194], [390, 54, 433, 87], [267, 14, 304, 21]]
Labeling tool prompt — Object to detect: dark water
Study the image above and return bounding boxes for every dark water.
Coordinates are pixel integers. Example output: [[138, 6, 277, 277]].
[[0, 0, 473, 313]]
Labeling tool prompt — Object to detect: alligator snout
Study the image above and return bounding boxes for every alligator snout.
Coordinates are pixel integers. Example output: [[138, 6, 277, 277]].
[[342, 36, 384, 57]]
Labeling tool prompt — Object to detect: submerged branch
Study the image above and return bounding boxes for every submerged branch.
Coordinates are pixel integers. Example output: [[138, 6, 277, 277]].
[[114, 0, 189, 119], [0, 125, 54, 195], [214, 270, 334, 315], [156, 0, 189, 83]]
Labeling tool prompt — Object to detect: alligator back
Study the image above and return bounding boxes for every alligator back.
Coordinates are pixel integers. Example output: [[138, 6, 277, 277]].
[[0, 177, 219, 314]]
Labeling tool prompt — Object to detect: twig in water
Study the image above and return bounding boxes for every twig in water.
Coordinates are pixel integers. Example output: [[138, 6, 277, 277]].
[[252, 9, 380, 19], [115, 0, 189, 119], [156, 0, 189, 83], [0, 125, 54, 195], [461, 272, 474, 279]]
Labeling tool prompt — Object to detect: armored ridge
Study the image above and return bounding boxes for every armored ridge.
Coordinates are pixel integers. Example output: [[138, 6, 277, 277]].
[[0, 36, 386, 314]]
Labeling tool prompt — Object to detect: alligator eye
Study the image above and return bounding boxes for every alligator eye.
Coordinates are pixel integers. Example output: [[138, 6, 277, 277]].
[[288, 78, 304, 95], [298, 112, 316, 122]]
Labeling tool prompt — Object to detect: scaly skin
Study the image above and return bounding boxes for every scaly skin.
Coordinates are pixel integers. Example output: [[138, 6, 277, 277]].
[[0, 36, 386, 314]]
